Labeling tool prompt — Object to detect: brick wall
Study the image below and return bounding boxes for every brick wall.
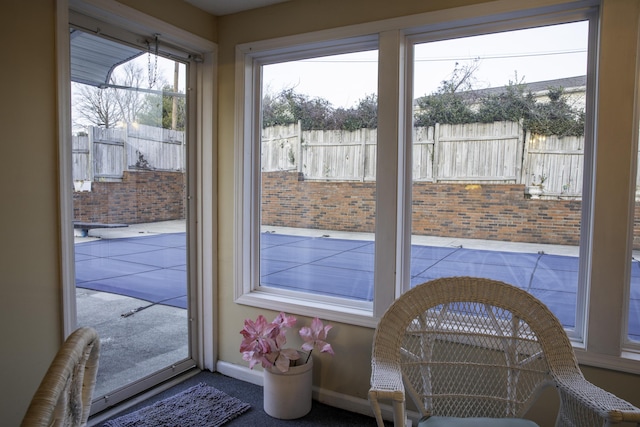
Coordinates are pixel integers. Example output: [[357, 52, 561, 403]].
[[411, 182, 582, 246], [262, 171, 377, 233], [74, 169, 636, 248], [73, 170, 186, 224], [262, 171, 583, 246]]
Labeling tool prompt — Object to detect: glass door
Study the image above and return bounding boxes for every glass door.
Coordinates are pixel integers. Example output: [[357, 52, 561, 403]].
[[69, 26, 196, 411]]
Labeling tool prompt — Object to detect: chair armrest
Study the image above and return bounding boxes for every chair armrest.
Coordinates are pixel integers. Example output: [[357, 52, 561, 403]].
[[370, 360, 405, 398], [370, 360, 407, 427], [555, 375, 640, 425], [22, 327, 100, 427]]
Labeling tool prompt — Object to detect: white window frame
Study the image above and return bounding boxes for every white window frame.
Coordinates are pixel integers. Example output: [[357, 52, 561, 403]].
[[234, 34, 382, 328], [403, 14, 598, 344], [625, 60, 640, 353], [234, 0, 640, 374]]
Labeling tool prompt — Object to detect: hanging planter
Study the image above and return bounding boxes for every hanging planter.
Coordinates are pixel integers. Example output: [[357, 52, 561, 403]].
[[263, 352, 313, 419]]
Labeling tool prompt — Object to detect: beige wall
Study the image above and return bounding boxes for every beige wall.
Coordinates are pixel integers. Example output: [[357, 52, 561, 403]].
[[0, 1, 215, 425], [117, 0, 217, 42], [0, 2, 62, 425], [2, 0, 639, 426]]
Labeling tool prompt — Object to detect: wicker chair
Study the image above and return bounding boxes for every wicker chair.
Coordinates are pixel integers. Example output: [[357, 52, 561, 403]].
[[369, 277, 640, 427], [21, 327, 100, 427]]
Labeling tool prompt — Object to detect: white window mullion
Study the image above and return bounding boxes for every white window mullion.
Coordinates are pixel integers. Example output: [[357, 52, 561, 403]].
[[234, 47, 256, 300], [58, 0, 77, 334], [587, 0, 640, 358], [374, 30, 407, 317]]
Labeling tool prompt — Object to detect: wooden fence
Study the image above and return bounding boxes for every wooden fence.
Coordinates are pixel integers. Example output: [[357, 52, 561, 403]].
[[72, 121, 600, 199], [72, 123, 185, 182], [261, 120, 588, 198]]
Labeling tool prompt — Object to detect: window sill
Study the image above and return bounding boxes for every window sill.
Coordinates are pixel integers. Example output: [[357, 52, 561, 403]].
[[235, 291, 379, 328], [573, 347, 640, 375]]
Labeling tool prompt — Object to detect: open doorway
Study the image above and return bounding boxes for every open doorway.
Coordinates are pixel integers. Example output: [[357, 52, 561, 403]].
[[66, 18, 200, 413]]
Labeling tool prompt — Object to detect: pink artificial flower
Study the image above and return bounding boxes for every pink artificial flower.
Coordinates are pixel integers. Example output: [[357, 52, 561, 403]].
[[272, 312, 297, 350], [240, 312, 333, 372], [299, 317, 335, 355], [273, 311, 297, 328], [239, 312, 302, 371], [273, 347, 301, 372], [239, 314, 279, 369]]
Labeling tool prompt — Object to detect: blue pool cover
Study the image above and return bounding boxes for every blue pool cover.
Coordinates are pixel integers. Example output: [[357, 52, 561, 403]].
[[75, 231, 640, 340]]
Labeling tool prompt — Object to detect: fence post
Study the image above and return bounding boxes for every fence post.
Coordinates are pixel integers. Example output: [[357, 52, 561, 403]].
[[521, 129, 532, 186], [361, 129, 367, 182], [123, 123, 129, 175], [433, 123, 440, 182], [297, 120, 303, 174], [89, 126, 95, 182], [515, 119, 524, 185]]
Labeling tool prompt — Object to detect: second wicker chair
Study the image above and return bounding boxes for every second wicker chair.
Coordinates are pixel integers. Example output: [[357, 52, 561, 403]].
[[21, 326, 100, 427], [369, 277, 640, 427]]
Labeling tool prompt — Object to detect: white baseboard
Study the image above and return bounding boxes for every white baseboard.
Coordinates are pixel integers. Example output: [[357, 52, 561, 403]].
[[215, 360, 418, 424], [216, 360, 264, 386]]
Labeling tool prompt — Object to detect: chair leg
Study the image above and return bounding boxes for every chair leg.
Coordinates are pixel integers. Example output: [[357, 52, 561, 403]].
[[392, 399, 406, 427], [369, 391, 386, 427]]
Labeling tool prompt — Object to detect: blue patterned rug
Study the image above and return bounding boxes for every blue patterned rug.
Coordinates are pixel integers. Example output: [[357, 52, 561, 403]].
[[103, 383, 251, 427]]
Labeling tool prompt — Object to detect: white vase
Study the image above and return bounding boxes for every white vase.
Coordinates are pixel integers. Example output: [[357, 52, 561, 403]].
[[528, 185, 543, 199], [263, 353, 313, 419]]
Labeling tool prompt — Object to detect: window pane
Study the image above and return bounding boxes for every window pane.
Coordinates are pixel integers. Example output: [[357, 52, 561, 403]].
[[71, 29, 190, 397], [410, 21, 589, 333], [259, 50, 378, 302]]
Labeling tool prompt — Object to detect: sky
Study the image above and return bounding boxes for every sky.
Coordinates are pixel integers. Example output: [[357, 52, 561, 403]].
[[127, 55, 187, 92], [74, 20, 588, 128], [262, 20, 589, 109], [72, 54, 187, 131]]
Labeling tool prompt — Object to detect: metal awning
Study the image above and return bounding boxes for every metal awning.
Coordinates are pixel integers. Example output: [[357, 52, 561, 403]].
[[70, 29, 144, 87]]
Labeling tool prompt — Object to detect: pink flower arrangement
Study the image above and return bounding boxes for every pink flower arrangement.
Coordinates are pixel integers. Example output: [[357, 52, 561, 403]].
[[240, 312, 334, 373]]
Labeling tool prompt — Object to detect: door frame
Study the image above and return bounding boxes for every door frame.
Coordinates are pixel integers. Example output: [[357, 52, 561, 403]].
[[56, 0, 217, 412]]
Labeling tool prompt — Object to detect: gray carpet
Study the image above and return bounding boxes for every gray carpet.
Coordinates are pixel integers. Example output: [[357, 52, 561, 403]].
[[103, 382, 250, 427], [99, 371, 391, 426]]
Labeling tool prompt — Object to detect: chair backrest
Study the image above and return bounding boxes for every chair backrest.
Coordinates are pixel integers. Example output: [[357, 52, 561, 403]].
[[371, 277, 581, 419], [21, 327, 100, 427]]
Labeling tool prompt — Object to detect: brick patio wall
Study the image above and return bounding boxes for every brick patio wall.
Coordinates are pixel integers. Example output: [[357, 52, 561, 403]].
[[411, 182, 582, 245], [72, 169, 640, 249], [73, 170, 186, 224], [262, 171, 584, 246]]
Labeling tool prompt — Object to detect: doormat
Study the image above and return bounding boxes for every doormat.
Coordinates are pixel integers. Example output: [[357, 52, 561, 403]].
[[103, 383, 251, 427]]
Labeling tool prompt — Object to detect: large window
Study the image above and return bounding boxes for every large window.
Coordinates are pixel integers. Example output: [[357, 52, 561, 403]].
[[258, 50, 378, 307], [236, 38, 379, 319], [236, 1, 640, 371], [408, 21, 590, 340]]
